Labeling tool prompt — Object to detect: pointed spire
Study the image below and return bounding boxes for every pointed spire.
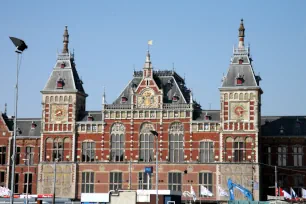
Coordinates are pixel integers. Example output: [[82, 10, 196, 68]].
[[4, 103, 7, 115], [62, 26, 69, 53], [238, 19, 245, 48], [144, 50, 152, 69]]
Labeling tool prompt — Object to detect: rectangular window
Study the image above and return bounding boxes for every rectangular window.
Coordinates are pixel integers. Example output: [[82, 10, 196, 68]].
[[81, 172, 94, 193], [92, 124, 97, 132], [14, 173, 19, 194], [200, 142, 214, 162], [26, 147, 34, 165], [0, 147, 6, 165], [138, 172, 152, 190], [16, 147, 21, 165], [293, 146, 303, 166], [278, 146, 287, 166], [199, 172, 213, 197], [0, 172, 5, 187], [82, 142, 95, 162], [294, 175, 304, 187], [23, 173, 32, 194], [109, 172, 122, 191], [234, 142, 244, 162], [264, 146, 271, 165], [168, 172, 182, 191]]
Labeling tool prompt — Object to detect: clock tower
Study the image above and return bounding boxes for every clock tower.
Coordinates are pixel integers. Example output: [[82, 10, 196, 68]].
[[218, 19, 263, 201], [38, 26, 87, 198]]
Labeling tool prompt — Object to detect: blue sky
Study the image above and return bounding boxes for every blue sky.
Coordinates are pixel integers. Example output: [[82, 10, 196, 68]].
[[0, 1, 306, 117]]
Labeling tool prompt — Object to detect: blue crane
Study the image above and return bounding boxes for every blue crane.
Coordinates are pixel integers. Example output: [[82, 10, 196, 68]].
[[227, 178, 253, 201]]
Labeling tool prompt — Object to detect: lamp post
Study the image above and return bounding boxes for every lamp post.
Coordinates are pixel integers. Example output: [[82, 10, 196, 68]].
[[52, 158, 59, 204], [150, 130, 159, 204], [23, 159, 29, 204], [9, 37, 28, 204]]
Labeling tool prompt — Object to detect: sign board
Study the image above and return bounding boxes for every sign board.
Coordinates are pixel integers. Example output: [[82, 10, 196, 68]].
[[38, 194, 53, 198], [81, 193, 109, 202], [145, 166, 153, 174]]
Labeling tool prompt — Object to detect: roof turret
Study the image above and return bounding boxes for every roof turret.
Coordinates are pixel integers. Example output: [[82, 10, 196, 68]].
[[62, 26, 69, 53]]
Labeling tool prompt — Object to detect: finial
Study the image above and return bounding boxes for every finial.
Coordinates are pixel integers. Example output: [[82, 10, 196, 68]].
[[4, 103, 7, 114], [238, 19, 245, 48], [239, 19, 245, 37], [146, 50, 151, 63], [62, 25, 69, 53]]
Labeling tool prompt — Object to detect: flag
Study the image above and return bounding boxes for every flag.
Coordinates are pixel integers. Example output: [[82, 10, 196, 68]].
[[302, 188, 306, 199], [148, 40, 153, 45], [190, 186, 197, 201], [201, 185, 213, 197], [291, 187, 297, 198], [218, 185, 229, 197], [282, 190, 292, 199], [276, 187, 284, 196], [0, 186, 11, 196]]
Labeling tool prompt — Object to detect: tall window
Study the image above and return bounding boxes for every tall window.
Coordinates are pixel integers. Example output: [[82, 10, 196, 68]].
[[26, 146, 34, 165], [109, 172, 122, 190], [23, 173, 32, 194], [110, 123, 125, 162], [53, 138, 63, 161], [294, 175, 304, 187], [139, 123, 154, 162], [199, 141, 214, 162], [81, 172, 94, 193], [168, 172, 182, 191], [278, 146, 287, 166], [16, 147, 21, 165], [199, 172, 213, 197], [0, 172, 4, 187], [138, 172, 152, 190], [264, 146, 271, 165], [82, 142, 95, 162], [293, 146, 303, 166], [233, 139, 244, 162], [14, 173, 19, 193], [0, 147, 6, 165], [169, 123, 184, 163]]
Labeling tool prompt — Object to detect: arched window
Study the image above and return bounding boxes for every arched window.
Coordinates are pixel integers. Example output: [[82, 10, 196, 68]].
[[82, 141, 95, 162], [110, 123, 125, 162], [139, 123, 154, 162], [233, 137, 244, 162], [53, 138, 63, 161], [169, 122, 184, 163]]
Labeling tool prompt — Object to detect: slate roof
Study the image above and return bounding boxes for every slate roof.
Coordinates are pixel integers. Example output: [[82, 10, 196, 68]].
[[221, 52, 261, 88], [261, 116, 306, 136], [42, 53, 86, 95], [193, 110, 220, 121], [1, 115, 41, 137], [79, 111, 102, 122], [113, 70, 191, 104]]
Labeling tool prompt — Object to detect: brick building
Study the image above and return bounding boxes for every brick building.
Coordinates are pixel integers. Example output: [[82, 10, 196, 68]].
[[0, 20, 301, 203]]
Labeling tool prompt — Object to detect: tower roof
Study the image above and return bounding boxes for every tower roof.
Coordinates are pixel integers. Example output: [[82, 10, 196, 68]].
[[41, 26, 87, 96], [220, 20, 261, 90]]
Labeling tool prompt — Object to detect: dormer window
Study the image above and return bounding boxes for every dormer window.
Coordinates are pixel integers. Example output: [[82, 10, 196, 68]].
[[205, 113, 211, 120], [57, 78, 64, 89], [236, 73, 244, 85], [31, 122, 37, 129], [60, 62, 66, 68], [121, 96, 128, 103], [172, 95, 179, 102], [17, 128, 22, 136], [87, 115, 93, 121], [279, 125, 285, 135], [239, 58, 244, 64]]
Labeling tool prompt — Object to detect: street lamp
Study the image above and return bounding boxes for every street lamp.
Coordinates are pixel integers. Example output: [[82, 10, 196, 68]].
[[9, 37, 28, 204], [150, 130, 159, 204], [52, 158, 59, 204], [23, 159, 30, 204]]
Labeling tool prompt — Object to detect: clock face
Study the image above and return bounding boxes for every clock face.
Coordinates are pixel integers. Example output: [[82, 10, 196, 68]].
[[137, 89, 158, 108], [230, 102, 248, 120], [51, 105, 67, 122]]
